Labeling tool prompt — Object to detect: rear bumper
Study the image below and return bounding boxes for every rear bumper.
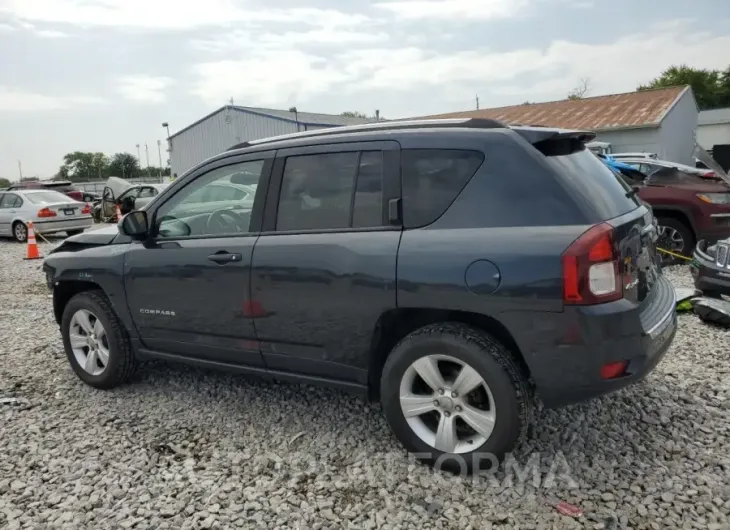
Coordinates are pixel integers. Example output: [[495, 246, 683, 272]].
[[33, 216, 93, 234], [500, 274, 677, 408]]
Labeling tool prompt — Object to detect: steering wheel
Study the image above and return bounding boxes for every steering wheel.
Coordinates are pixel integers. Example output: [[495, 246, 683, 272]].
[[205, 209, 248, 234]]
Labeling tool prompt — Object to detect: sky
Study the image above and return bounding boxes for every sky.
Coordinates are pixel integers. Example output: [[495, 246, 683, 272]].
[[0, 0, 728, 180]]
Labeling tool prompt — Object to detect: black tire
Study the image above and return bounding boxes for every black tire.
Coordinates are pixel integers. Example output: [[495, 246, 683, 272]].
[[66, 229, 84, 237], [61, 290, 136, 389], [380, 323, 531, 474], [12, 221, 27, 243], [656, 216, 694, 263]]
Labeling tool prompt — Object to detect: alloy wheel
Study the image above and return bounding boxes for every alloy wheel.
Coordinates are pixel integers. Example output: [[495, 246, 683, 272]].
[[14, 223, 27, 242], [656, 224, 685, 263], [68, 309, 110, 376], [399, 354, 496, 454]]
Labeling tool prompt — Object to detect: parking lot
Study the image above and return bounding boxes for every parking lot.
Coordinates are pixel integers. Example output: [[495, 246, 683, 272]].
[[1, 235, 729, 530]]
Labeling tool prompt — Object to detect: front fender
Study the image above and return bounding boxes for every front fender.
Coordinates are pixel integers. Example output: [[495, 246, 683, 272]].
[[44, 244, 137, 336]]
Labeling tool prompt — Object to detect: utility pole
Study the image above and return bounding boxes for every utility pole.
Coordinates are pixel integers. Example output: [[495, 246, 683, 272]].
[[476, 95, 480, 110], [144, 143, 151, 178], [136, 144, 141, 170], [17, 160, 23, 180], [156, 140, 163, 179]]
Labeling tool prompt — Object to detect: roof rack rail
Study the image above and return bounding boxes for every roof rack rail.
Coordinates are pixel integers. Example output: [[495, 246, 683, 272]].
[[227, 118, 507, 151]]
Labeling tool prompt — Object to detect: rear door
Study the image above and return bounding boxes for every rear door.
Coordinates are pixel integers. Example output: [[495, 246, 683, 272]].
[[250, 141, 401, 386], [123, 152, 274, 367]]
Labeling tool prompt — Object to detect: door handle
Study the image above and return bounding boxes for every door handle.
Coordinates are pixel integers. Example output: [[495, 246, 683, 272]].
[[208, 251, 243, 264]]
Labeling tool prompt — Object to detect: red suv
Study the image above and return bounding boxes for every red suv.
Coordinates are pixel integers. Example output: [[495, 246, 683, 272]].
[[8, 180, 85, 202], [615, 165, 730, 258]]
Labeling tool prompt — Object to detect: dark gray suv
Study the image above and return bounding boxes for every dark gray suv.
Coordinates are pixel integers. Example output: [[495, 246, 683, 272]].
[[43, 119, 677, 471]]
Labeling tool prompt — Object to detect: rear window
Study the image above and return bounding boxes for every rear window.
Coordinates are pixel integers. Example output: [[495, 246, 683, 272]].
[[542, 146, 641, 220], [24, 191, 72, 204], [402, 149, 484, 228]]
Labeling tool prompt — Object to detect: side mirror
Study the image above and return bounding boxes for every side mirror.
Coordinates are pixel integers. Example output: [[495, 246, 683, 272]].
[[119, 211, 148, 238]]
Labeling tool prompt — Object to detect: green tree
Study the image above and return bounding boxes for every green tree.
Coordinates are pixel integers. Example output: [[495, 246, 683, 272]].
[[59, 152, 100, 182], [108, 152, 141, 179], [0, 177, 11, 188], [638, 64, 730, 110], [341, 111, 369, 118]]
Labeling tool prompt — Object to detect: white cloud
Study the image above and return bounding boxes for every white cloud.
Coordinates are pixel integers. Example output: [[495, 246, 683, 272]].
[[0, 22, 16, 32], [35, 29, 68, 38], [188, 19, 730, 118], [0, 0, 370, 30], [0, 86, 105, 112], [191, 51, 354, 106], [373, 0, 529, 20], [115, 75, 173, 103]]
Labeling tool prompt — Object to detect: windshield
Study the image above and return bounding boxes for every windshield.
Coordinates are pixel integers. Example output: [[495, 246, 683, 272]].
[[24, 191, 73, 204], [694, 144, 730, 185]]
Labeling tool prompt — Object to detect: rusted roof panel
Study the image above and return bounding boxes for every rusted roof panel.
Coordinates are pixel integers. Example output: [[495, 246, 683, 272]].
[[417, 86, 690, 131]]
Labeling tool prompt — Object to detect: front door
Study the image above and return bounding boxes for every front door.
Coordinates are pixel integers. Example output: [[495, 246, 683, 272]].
[[124, 153, 274, 367], [250, 142, 402, 386]]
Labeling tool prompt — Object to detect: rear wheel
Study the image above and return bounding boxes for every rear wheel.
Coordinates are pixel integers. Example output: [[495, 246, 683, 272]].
[[12, 221, 27, 243], [380, 323, 530, 473], [656, 217, 694, 264]]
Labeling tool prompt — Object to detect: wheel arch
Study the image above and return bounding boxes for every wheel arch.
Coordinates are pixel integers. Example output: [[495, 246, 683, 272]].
[[651, 206, 696, 237], [367, 308, 530, 401], [53, 280, 105, 325]]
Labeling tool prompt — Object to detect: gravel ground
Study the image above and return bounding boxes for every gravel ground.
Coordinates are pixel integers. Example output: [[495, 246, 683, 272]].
[[1, 236, 729, 530]]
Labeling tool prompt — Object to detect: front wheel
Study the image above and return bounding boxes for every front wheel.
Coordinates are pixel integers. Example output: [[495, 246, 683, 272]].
[[656, 217, 694, 264], [61, 291, 136, 389], [380, 323, 531, 473]]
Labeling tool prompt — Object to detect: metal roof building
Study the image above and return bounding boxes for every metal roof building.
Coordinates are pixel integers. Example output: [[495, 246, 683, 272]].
[[168, 105, 376, 177], [417, 86, 699, 164]]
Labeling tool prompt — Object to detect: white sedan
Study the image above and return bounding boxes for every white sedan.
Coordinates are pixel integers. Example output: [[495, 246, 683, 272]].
[[0, 189, 93, 242]]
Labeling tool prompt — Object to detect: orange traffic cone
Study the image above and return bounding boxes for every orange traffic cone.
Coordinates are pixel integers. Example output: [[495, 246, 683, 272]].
[[23, 221, 42, 260], [116, 204, 122, 222]]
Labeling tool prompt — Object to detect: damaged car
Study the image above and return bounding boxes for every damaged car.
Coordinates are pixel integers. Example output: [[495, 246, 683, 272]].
[[92, 177, 165, 223]]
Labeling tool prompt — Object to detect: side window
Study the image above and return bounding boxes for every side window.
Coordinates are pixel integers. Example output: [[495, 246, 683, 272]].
[[138, 187, 156, 198], [276, 152, 358, 231], [11, 195, 22, 208], [401, 149, 485, 228], [155, 159, 264, 238], [0, 194, 6, 208], [352, 151, 384, 228]]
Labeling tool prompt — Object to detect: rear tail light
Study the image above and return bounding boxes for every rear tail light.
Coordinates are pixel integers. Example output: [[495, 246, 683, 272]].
[[81, 203, 91, 215], [562, 222, 622, 305], [37, 207, 56, 218]]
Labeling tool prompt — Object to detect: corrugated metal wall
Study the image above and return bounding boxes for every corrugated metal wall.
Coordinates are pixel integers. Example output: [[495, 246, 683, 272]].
[[595, 128, 663, 158], [170, 109, 330, 177], [659, 90, 699, 165]]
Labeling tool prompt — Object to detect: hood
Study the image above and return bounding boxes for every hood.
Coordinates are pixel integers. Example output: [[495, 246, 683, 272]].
[[105, 176, 132, 198], [66, 225, 119, 245], [646, 166, 730, 191]]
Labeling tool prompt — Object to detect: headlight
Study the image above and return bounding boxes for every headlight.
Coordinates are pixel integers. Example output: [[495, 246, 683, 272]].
[[697, 193, 730, 204]]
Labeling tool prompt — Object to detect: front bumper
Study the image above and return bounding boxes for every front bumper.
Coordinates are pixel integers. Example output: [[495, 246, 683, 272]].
[[33, 216, 93, 234], [691, 239, 730, 296], [511, 274, 677, 408]]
